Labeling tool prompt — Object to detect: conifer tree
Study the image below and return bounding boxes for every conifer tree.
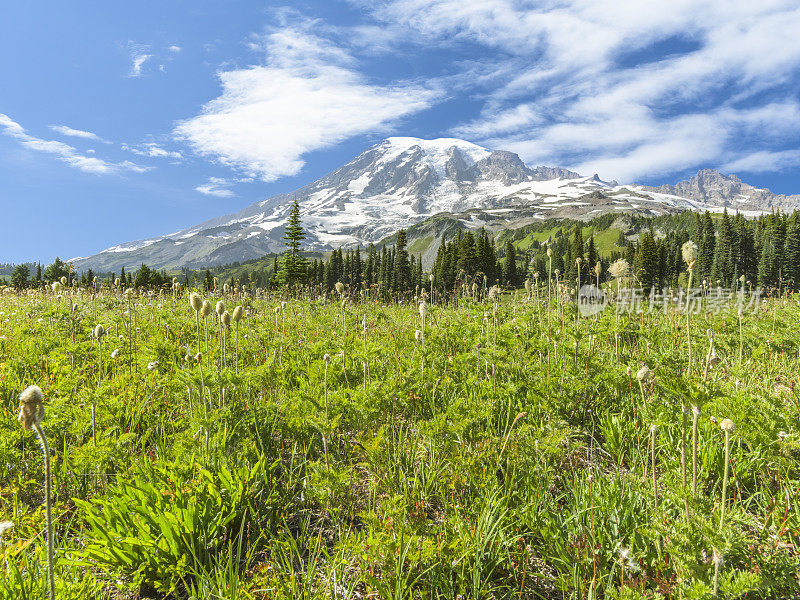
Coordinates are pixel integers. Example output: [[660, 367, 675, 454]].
[[783, 216, 800, 290], [636, 230, 660, 291], [393, 229, 411, 293], [586, 236, 597, 275], [458, 232, 477, 277], [502, 240, 518, 287], [699, 211, 716, 277], [281, 197, 307, 286]]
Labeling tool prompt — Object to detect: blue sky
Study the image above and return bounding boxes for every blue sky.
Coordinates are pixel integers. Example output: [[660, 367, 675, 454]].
[[3, 1, 800, 264]]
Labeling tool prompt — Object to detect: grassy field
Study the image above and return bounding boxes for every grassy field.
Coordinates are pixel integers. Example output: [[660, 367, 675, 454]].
[[0, 282, 798, 599]]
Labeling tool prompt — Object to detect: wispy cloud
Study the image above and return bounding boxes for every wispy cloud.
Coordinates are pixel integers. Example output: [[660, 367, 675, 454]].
[[168, 45, 182, 53], [174, 15, 442, 181], [195, 176, 235, 197], [359, 0, 800, 180], [126, 42, 153, 77], [121, 142, 182, 159], [0, 113, 150, 175], [49, 125, 109, 143]]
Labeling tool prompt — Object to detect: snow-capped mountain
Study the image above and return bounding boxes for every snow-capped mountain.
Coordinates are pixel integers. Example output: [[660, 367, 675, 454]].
[[71, 137, 800, 272], [641, 169, 800, 211]]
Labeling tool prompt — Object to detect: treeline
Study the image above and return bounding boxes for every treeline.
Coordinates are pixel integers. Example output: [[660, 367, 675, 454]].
[[522, 209, 800, 292], [10, 208, 800, 296], [6, 258, 173, 291]]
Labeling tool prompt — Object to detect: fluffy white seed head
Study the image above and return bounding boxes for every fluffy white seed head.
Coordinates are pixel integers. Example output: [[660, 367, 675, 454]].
[[418, 301, 428, 319], [0, 521, 13, 537], [18, 385, 44, 430], [189, 292, 203, 312], [335, 282, 345, 295], [682, 241, 698, 265], [60, 276, 67, 286], [720, 418, 735, 432], [111, 349, 120, 359], [608, 259, 630, 279], [546, 247, 552, 258], [51, 282, 62, 293], [215, 300, 225, 316], [195, 352, 202, 362], [201, 300, 212, 317], [323, 353, 331, 363], [414, 329, 422, 341], [221, 311, 231, 327], [595, 262, 602, 277], [94, 324, 105, 339], [232, 306, 243, 322], [114, 278, 120, 287], [636, 366, 653, 382]]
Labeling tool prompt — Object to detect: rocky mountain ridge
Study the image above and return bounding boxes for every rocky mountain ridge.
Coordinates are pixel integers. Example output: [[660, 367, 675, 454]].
[[71, 138, 798, 272]]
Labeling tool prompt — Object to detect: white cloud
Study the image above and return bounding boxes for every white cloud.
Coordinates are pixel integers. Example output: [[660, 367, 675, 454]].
[[130, 53, 152, 77], [361, 0, 800, 180], [121, 142, 182, 159], [168, 45, 182, 53], [722, 150, 800, 174], [126, 42, 153, 77], [49, 125, 109, 143], [0, 113, 150, 175], [174, 19, 441, 181], [195, 177, 235, 197]]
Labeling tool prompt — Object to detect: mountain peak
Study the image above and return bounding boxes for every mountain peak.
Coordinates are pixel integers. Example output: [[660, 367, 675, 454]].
[[71, 139, 800, 273], [376, 137, 491, 166]]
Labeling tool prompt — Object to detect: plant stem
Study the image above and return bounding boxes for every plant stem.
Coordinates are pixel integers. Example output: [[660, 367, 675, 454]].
[[33, 422, 55, 600], [721, 429, 731, 529]]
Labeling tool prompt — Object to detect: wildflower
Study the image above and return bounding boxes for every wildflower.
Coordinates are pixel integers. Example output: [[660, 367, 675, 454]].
[[682, 241, 699, 265], [608, 258, 629, 279], [221, 311, 231, 327], [323, 353, 331, 363], [215, 300, 225, 316], [18, 385, 44, 430], [0, 521, 13, 536], [110, 349, 119, 359], [189, 292, 203, 312], [147, 362, 158, 370], [335, 282, 345, 295], [232, 306, 243, 322], [419, 301, 428, 319], [636, 366, 654, 382], [720, 418, 734, 432], [201, 300, 212, 318], [778, 431, 787, 441], [93, 324, 105, 339]]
